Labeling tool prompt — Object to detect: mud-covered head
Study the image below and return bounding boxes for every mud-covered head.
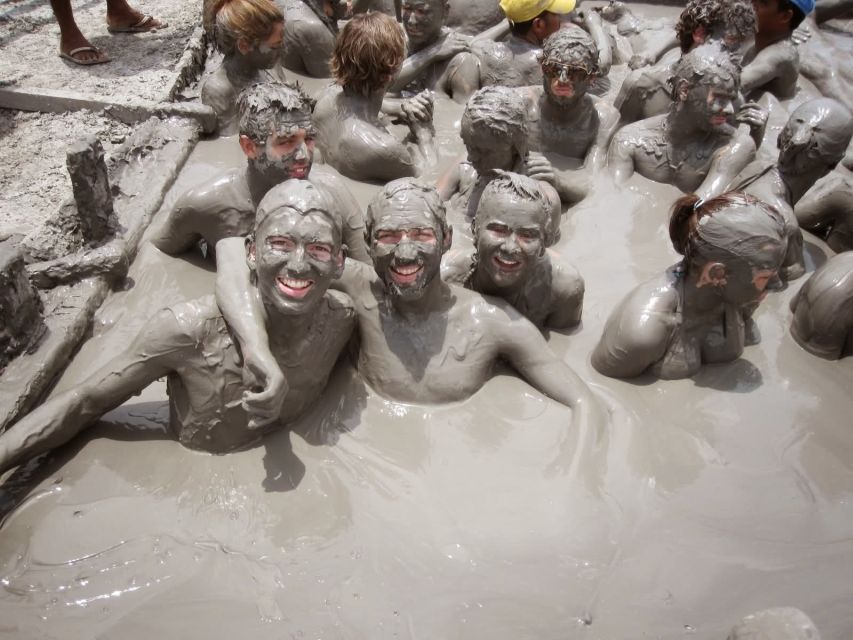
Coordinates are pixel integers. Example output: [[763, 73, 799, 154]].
[[727, 607, 821, 640], [539, 27, 599, 106], [669, 43, 741, 136], [675, 0, 756, 53], [778, 98, 853, 180], [365, 178, 451, 300], [402, 0, 449, 50], [331, 12, 407, 95], [461, 86, 529, 175], [238, 82, 317, 182], [669, 192, 786, 307], [598, 1, 629, 22], [208, 0, 284, 65], [473, 171, 551, 289], [249, 179, 345, 316]]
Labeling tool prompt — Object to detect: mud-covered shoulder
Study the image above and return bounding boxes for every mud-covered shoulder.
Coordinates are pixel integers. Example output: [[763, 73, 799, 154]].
[[323, 289, 358, 322], [441, 248, 476, 285]]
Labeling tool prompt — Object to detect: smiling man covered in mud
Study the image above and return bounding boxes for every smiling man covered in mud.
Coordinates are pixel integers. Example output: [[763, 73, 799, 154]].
[[215, 178, 604, 430], [0, 181, 355, 475]]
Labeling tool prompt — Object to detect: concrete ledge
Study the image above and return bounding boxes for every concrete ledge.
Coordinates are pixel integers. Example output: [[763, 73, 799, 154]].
[[0, 86, 217, 134], [0, 118, 200, 433], [167, 24, 209, 102]]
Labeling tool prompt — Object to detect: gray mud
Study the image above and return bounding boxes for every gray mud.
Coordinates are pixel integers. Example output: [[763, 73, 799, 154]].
[[1, 5, 853, 639]]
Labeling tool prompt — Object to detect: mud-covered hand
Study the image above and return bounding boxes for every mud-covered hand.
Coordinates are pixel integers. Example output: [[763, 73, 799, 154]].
[[628, 51, 654, 70], [401, 91, 435, 124], [524, 152, 557, 186], [791, 23, 812, 46], [241, 351, 288, 429], [736, 101, 768, 143], [435, 31, 471, 59]]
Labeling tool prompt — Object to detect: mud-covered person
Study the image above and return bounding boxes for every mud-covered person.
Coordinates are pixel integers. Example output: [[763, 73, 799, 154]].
[[520, 27, 619, 201], [149, 81, 370, 263], [386, 0, 473, 98], [733, 97, 853, 281], [608, 43, 759, 201], [215, 178, 605, 430], [442, 171, 584, 330], [615, 0, 758, 126], [592, 192, 786, 380], [277, 0, 347, 77], [0, 181, 355, 475], [313, 12, 438, 181], [448, 0, 576, 101], [741, 0, 813, 101], [201, 0, 286, 135], [437, 86, 561, 243]]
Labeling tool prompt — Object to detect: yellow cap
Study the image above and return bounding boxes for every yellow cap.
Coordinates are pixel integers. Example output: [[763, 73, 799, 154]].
[[499, 0, 576, 23]]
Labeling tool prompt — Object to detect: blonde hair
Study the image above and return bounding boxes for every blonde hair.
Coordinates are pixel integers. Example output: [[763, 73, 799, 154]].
[[331, 12, 406, 95], [207, 0, 283, 56]]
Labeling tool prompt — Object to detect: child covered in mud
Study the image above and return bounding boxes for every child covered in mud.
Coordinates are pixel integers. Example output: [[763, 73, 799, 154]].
[[608, 43, 760, 201], [149, 82, 370, 263], [0, 181, 356, 474], [278, 0, 348, 77], [201, 0, 286, 135], [313, 12, 437, 181], [437, 86, 562, 242], [592, 192, 786, 380], [215, 178, 605, 431], [442, 171, 585, 330]]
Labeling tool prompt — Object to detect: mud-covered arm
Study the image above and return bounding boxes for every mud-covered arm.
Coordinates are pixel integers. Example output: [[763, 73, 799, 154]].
[[695, 133, 756, 201], [0, 310, 183, 474], [148, 187, 205, 255], [607, 131, 637, 185], [581, 10, 613, 76], [493, 307, 605, 429], [435, 156, 464, 200], [740, 46, 786, 98], [545, 258, 585, 330], [524, 152, 588, 207], [586, 100, 620, 171], [389, 32, 471, 93], [629, 32, 678, 69], [214, 236, 285, 425], [795, 178, 849, 230]]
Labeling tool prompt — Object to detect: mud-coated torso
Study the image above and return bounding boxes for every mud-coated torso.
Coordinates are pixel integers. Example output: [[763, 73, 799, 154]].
[[524, 88, 601, 158], [279, 0, 335, 76], [473, 35, 543, 89]]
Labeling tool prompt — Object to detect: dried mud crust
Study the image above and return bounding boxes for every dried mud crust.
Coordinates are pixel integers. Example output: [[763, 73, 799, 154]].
[[0, 0, 202, 101], [0, 108, 131, 239]]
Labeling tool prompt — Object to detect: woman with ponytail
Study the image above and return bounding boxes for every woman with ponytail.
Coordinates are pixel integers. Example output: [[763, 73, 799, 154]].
[[592, 192, 786, 379], [201, 0, 285, 134]]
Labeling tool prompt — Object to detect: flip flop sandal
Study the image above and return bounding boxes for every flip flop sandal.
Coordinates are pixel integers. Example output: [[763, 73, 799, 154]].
[[107, 14, 167, 33], [58, 46, 111, 66]]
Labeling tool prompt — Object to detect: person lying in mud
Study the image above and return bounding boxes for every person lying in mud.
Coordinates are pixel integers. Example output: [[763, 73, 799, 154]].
[[740, 0, 812, 101], [608, 43, 760, 201], [437, 86, 561, 242], [597, 0, 677, 67], [789, 252, 853, 361], [201, 0, 286, 135], [521, 28, 619, 186], [446, 0, 576, 101], [796, 0, 853, 106], [442, 171, 584, 330], [614, 0, 757, 127], [0, 181, 355, 475], [313, 11, 437, 181], [795, 172, 853, 253], [732, 97, 853, 282], [278, 0, 347, 77], [592, 192, 786, 380], [215, 178, 604, 429], [150, 82, 370, 263]]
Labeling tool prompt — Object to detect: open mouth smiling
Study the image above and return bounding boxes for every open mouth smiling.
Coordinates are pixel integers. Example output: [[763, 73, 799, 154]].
[[493, 255, 523, 271], [277, 276, 315, 298], [390, 263, 423, 284]]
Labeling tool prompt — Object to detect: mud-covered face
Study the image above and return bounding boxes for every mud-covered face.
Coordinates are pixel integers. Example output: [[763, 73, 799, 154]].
[[252, 209, 342, 316], [402, 0, 446, 48], [718, 245, 784, 306], [543, 62, 593, 106], [778, 108, 850, 177], [244, 21, 284, 69], [707, 22, 748, 52], [370, 203, 445, 300], [685, 78, 737, 134], [461, 121, 517, 175], [475, 195, 547, 289], [250, 114, 317, 182]]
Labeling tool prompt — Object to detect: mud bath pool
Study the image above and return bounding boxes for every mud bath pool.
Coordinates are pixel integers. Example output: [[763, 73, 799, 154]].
[[2, 7, 853, 640]]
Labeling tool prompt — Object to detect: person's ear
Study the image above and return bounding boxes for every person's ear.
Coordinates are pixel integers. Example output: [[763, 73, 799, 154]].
[[246, 235, 258, 271], [692, 25, 707, 45], [239, 134, 259, 159], [675, 78, 690, 103], [697, 261, 727, 287], [334, 244, 346, 279], [780, 7, 794, 28], [236, 37, 253, 55]]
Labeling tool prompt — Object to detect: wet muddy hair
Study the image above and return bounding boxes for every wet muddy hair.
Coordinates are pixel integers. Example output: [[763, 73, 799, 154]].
[[674, 0, 756, 53], [254, 180, 343, 241], [539, 27, 599, 76], [461, 86, 529, 159], [206, 0, 283, 56], [669, 192, 785, 267], [237, 81, 315, 143], [668, 43, 740, 100], [331, 12, 407, 95], [364, 178, 449, 242], [475, 170, 553, 235]]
